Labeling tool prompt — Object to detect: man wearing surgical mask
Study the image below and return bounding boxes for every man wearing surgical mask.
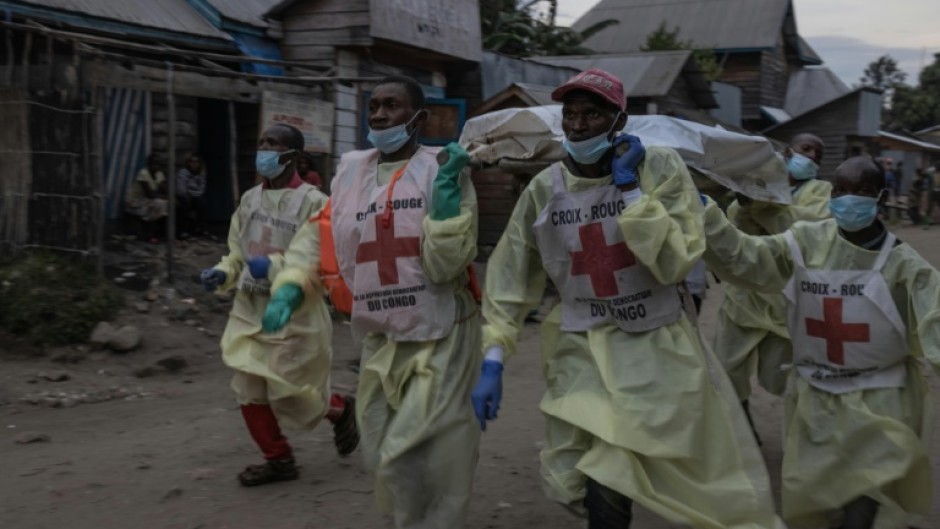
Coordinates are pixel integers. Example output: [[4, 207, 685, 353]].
[[472, 69, 783, 529], [199, 123, 359, 486], [701, 156, 940, 529], [710, 132, 832, 442], [262, 76, 481, 528]]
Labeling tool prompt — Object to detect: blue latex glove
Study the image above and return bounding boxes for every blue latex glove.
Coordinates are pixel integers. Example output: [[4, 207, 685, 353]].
[[700, 193, 708, 206], [431, 142, 470, 221], [612, 134, 646, 187], [262, 283, 305, 333], [470, 360, 504, 431], [247, 255, 271, 280], [200, 269, 226, 293]]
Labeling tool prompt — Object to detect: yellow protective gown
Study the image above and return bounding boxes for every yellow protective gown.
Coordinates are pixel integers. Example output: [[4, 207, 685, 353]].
[[281, 160, 481, 529], [703, 200, 940, 528], [715, 178, 833, 398], [212, 184, 332, 431], [483, 147, 784, 529]]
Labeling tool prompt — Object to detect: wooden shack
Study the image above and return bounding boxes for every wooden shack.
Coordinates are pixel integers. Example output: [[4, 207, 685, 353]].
[[267, 0, 482, 156], [573, 0, 822, 130]]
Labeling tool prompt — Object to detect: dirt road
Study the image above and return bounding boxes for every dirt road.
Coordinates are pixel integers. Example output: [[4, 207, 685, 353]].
[[2, 223, 939, 529]]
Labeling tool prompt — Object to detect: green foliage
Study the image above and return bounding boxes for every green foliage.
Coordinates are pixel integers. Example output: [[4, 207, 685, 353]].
[[859, 54, 907, 91], [0, 253, 124, 346], [890, 53, 940, 131], [480, 0, 618, 57], [640, 21, 723, 81]]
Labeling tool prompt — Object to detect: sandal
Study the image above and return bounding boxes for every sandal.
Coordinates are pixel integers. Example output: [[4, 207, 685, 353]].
[[237, 457, 299, 486], [333, 396, 360, 457]]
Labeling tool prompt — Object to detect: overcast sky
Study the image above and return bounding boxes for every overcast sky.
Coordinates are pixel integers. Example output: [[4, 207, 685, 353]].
[[555, 0, 940, 87]]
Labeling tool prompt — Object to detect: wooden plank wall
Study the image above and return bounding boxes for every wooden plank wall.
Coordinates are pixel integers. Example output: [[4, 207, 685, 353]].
[[759, 40, 789, 110], [280, 0, 371, 66], [473, 167, 539, 248], [718, 53, 762, 121]]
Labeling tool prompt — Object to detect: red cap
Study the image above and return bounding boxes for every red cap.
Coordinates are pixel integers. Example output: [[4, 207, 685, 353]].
[[551, 68, 626, 111]]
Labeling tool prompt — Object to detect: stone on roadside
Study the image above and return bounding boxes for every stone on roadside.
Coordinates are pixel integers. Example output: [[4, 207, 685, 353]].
[[108, 326, 142, 352], [156, 355, 187, 373], [144, 291, 160, 302], [89, 322, 116, 347], [39, 371, 70, 382], [133, 366, 158, 378], [15, 431, 50, 444], [134, 301, 150, 313]]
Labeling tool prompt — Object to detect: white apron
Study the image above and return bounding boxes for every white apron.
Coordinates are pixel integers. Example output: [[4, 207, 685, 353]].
[[332, 147, 456, 342], [783, 231, 908, 394], [236, 183, 312, 297], [533, 163, 682, 333]]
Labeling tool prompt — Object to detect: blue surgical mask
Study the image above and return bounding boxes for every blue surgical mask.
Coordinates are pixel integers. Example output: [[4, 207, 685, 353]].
[[829, 192, 882, 232], [788, 152, 818, 181], [368, 113, 419, 154], [256, 150, 294, 180], [563, 117, 621, 164]]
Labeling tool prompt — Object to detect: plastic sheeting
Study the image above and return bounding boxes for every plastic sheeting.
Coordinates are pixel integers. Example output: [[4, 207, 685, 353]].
[[459, 106, 790, 204]]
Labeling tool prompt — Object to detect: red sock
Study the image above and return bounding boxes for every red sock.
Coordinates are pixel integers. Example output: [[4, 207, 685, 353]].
[[325, 393, 346, 423], [240, 404, 292, 460]]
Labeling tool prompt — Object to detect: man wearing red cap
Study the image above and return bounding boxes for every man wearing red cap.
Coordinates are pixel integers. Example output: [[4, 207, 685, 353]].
[[472, 69, 783, 528]]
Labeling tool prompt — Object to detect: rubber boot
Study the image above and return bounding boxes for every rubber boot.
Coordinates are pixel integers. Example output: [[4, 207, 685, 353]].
[[840, 496, 878, 529], [584, 479, 633, 529]]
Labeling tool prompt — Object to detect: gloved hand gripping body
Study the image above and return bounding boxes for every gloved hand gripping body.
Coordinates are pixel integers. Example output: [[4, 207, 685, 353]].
[[200, 269, 227, 292], [430, 142, 470, 221], [612, 134, 646, 188], [262, 283, 305, 332], [470, 359, 504, 431], [247, 256, 271, 279]]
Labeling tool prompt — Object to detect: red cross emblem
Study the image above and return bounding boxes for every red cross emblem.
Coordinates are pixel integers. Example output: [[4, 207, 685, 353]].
[[570, 222, 636, 297], [356, 214, 420, 286], [248, 225, 279, 256], [805, 297, 870, 365]]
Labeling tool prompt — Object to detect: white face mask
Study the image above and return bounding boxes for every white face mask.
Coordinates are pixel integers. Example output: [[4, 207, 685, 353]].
[[367, 113, 420, 154], [562, 115, 622, 164]]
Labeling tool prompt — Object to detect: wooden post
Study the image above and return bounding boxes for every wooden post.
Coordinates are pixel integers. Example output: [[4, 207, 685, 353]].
[[165, 63, 176, 283], [5, 29, 13, 85], [21, 31, 31, 89], [228, 100, 239, 209], [93, 87, 105, 275]]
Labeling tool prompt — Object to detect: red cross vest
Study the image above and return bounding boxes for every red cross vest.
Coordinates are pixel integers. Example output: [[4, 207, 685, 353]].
[[237, 183, 314, 297], [782, 231, 908, 394], [331, 146, 456, 341], [532, 163, 683, 333]]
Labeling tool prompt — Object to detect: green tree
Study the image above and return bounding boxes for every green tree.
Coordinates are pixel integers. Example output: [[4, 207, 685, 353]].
[[480, 0, 618, 57], [859, 54, 908, 108], [891, 53, 940, 131], [640, 21, 722, 81]]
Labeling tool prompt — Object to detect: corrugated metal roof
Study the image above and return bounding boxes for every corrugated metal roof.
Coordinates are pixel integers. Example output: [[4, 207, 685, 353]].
[[14, 0, 231, 40], [574, 0, 790, 53], [531, 51, 693, 98], [879, 131, 940, 153], [207, 0, 281, 28], [784, 67, 849, 117], [482, 52, 578, 101]]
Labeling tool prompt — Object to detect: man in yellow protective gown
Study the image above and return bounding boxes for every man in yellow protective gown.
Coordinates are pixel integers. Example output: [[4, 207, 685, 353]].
[[264, 76, 481, 529], [200, 124, 358, 487], [714, 133, 831, 435], [471, 68, 784, 529], [702, 156, 940, 529]]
